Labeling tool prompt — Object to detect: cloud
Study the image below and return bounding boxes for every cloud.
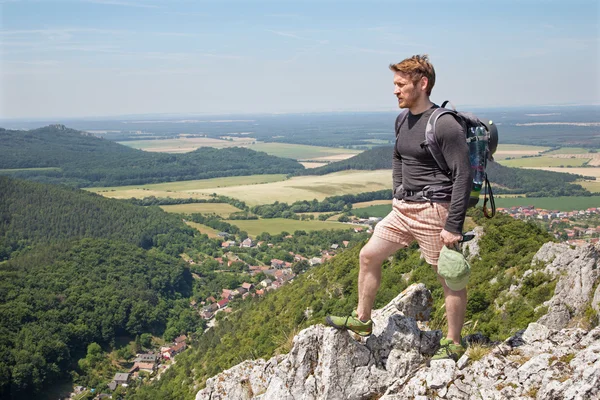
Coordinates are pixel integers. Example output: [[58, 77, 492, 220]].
[[266, 29, 307, 41]]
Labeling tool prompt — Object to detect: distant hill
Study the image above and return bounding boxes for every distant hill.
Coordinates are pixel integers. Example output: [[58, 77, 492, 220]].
[[295, 146, 591, 197], [0, 125, 304, 187], [0, 176, 200, 260]]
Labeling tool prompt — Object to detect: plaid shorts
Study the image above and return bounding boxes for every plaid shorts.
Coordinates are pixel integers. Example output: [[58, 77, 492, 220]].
[[373, 198, 450, 265]]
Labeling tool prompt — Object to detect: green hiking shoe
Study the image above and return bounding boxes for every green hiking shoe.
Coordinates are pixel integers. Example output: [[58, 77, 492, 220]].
[[431, 337, 466, 361], [325, 313, 373, 336]]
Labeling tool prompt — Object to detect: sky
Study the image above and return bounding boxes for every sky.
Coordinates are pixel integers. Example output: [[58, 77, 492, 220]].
[[1, 0, 599, 119]]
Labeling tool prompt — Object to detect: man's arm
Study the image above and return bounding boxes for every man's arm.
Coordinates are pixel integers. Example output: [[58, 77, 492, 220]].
[[436, 115, 472, 235]]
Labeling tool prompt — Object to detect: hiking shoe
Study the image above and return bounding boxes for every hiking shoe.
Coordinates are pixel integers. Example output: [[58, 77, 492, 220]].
[[325, 313, 372, 336], [431, 337, 466, 361]]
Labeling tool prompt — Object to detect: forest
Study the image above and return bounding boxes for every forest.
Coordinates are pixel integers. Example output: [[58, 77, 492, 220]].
[[0, 125, 304, 187], [0, 177, 216, 398]]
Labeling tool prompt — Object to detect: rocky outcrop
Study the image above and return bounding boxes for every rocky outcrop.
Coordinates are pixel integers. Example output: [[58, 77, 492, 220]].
[[533, 242, 599, 329], [196, 243, 600, 400]]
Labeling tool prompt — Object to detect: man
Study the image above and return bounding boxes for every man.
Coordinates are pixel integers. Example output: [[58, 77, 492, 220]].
[[325, 54, 471, 361]]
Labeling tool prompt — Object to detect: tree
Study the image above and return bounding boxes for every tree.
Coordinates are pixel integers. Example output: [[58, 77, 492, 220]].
[[292, 260, 310, 275]]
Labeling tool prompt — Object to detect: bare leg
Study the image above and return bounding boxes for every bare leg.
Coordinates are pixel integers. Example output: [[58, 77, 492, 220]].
[[435, 271, 467, 344], [356, 236, 404, 321]]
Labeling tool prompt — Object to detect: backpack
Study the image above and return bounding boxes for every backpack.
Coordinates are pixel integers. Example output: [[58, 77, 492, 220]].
[[395, 101, 498, 218]]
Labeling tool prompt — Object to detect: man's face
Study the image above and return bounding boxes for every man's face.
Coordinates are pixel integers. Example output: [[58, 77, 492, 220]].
[[393, 71, 425, 109]]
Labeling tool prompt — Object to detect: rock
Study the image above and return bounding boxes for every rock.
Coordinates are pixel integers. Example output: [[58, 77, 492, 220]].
[[537, 302, 571, 330], [593, 283, 600, 315], [462, 226, 484, 260], [393, 283, 433, 321], [426, 359, 455, 389], [456, 353, 469, 370], [534, 242, 599, 330], [522, 323, 552, 343]]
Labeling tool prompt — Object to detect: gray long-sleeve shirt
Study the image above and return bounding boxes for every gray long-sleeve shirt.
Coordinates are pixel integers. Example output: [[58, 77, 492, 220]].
[[392, 105, 472, 234]]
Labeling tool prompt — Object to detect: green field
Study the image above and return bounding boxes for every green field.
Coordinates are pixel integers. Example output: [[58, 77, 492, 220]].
[[223, 218, 353, 237], [160, 203, 241, 216], [496, 144, 551, 152], [545, 147, 596, 155], [351, 204, 391, 218], [185, 221, 220, 238], [245, 143, 361, 161], [498, 156, 590, 168], [494, 196, 600, 211], [87, 174, 288, 199], [579, 181, 600, 193], [189, 170, 393, 206], [0, 167, 61, 172]]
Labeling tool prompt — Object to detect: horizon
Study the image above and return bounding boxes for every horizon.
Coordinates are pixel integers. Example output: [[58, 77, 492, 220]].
[[1, 0, 599, 119]]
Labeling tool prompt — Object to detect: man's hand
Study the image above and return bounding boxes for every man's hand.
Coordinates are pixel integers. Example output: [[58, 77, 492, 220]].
[[440, 229, 462, 247]]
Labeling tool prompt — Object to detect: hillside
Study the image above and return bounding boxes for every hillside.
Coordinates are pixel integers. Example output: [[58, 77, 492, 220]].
[[126, 211, 579, 400], [0, 177, 216, 399], [295, 146, 591, 197], [0, 176, 206, 260], [0, 125, 304, 187]]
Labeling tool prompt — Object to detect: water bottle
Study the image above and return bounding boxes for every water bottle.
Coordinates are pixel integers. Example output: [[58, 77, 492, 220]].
[[468, 126, 487, 205]]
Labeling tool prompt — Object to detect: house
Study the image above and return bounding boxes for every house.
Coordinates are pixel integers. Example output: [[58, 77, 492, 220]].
[[203, 303, 219, 313], [130, 361, 156, 374], [190, 300, 197, 308], [221, 289, 233, 299], [255, 289, 265, 296], [217, 298, 229, 309], [260, 278, 272, 287], [135, 353, 158, 364], [206, 296, 217, 304], [109, 372, 130, 390], [270, 259, 286, 268], [309, 257, 322, 266], [354, 227, 363, 233], [330, 243, 339, 250], [241, 238, 254, 247], [241, 282, 253, 290], [171, 342, 186, 356], [174, 335, 187, 344], [343, 241, 349, 247]]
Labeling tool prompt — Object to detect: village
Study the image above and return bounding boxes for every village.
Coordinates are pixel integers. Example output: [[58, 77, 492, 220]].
[[498, 205, 600, 245], [67, 221, 378, 399]]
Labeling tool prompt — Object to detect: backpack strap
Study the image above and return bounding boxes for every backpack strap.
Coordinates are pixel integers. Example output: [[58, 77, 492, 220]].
[[483, 173, 496, 218], [423, 107, 458, 177], [395, 109, 409, 137]]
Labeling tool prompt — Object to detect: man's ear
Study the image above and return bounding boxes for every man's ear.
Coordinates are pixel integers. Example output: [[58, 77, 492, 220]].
[[419, 76, 429, 92]]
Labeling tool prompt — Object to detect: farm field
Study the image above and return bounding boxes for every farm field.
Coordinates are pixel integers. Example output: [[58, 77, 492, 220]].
[[545, 147, 596, 155], [160, 203, 241, 217], [119, 137, 362, 161], [579, 181, 600, 193], [184, 221, 220, 238], [0, 167, 61, 172], [300, 162, 328, 169], [498, 156, 590, 168], [186, 170, 393, 206], [353, 200, 391, 208], [223, 218, 353, 237], [351, 204, 391, 218], [520, 167, 600, 178], [494, 196, 600, 211], [118, 136, 255, 153], [87, 174, 288, 199], [244, 142, 361, 161]]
